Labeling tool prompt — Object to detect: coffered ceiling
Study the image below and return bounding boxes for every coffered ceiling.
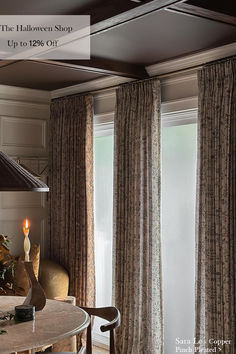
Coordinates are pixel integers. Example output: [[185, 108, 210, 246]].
[[0, 0, 235, 90]]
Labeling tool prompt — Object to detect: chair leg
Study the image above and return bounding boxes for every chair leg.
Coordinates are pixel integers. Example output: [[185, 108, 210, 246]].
[[110, 330, 115, 354], [86, 321, 92, 354]]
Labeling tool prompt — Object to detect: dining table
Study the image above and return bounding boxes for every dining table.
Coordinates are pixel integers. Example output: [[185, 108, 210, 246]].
[[0, 296, 90, 354]]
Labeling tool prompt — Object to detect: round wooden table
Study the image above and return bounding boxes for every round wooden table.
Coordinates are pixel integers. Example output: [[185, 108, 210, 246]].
[[0, 296, 90, 354]]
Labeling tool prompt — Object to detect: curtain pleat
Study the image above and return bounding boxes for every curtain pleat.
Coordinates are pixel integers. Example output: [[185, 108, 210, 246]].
[[49, 94, 95, 310], [113, 79, 163, 354], [196, 58, 236, 353]]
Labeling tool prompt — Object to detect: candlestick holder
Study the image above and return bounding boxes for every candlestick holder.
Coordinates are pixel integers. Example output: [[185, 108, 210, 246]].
[[23, 261, 46, 311], [24, 234, 30, 262]]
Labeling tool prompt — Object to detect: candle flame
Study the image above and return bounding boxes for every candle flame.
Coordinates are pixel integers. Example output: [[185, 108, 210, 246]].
[[24, 219, 30, 229], [23, 218, 31, 262]]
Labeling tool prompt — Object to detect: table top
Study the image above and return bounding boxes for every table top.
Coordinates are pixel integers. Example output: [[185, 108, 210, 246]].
[[0, 296, 90, 354]]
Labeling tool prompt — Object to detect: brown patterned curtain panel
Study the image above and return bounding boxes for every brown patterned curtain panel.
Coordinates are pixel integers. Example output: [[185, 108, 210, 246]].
[[113, 79, 163, 353], [196, 58, 236, 353], [49, 94, 95, 309]]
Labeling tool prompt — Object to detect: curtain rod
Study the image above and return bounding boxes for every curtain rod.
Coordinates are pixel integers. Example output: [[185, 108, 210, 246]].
[[52, 54, 235, 100]]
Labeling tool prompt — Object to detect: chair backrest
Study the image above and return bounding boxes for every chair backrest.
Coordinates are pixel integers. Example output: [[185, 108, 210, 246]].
[[80, 306, 120, 354]]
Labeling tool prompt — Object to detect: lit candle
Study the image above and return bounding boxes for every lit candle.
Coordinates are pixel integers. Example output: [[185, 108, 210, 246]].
[[23, 219, 31, 262]]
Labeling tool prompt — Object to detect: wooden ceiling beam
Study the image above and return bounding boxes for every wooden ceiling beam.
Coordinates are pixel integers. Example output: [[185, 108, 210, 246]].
[[90, 0, 187, 35], [31, 57, 149, 80], [0, 60, 19, 68], [167, 2, 236, 26]]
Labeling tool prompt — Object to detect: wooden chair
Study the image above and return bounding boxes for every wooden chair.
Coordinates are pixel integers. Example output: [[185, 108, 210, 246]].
[[52, 306, 120, 354], [80, 306, 121, 354]]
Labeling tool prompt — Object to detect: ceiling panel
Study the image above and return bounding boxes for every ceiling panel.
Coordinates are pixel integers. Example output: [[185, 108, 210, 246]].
[[0, 61, 106, 90], [91, 9, 236, 65], [186, 0, 236, 17], [0, 0, 102, 15], [0, 0, 147, 23]]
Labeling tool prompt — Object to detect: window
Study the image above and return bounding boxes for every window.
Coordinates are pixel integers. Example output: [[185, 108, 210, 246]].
[[161, 122, 197, 353]]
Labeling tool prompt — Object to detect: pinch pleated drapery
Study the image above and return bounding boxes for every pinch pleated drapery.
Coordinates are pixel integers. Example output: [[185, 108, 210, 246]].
[[113, 79, 163, 354], [196, 58, 236, 353], [49, 94, 95, 310]]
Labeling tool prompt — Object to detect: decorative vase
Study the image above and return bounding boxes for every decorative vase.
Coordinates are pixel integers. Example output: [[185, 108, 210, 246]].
[[23, 261, 46, 311]]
